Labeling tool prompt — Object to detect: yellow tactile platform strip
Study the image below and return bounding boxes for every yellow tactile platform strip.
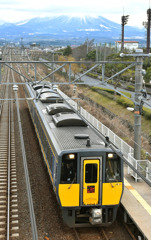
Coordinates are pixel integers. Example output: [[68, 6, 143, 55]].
[[124, 178, 151, 215]]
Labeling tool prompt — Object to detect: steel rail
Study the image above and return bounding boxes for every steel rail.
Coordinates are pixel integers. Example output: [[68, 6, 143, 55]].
[[12, 62, 38, 240], [0, 62, 12, 239], [99, 228, 109, 240], [6, 50, 17, 240], [7, 80, 11, 240], [73, 228, 80, 240]]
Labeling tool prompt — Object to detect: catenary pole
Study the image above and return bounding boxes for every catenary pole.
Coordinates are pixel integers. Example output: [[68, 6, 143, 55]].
[[120, 49, 151, 160], [134, 50, 143, 160]]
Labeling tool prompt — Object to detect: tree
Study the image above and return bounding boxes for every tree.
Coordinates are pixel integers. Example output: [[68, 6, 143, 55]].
[[144, 66, 151, 83], [63, 46, 72, 56], [86, 50, 96, 61]]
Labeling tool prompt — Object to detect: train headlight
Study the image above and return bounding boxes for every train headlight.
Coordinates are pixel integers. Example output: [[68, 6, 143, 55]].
[[108, 153, 114, 158], [68, 154, 75, 159]]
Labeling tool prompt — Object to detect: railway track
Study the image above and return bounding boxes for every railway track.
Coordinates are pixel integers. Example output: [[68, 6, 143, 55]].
[[0, 67, 19, 239], [73, 227, 110, 240], [0, 47, 141, 239]]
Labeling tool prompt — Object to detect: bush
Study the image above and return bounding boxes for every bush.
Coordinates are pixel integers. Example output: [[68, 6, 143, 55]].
[[120, 91, 131, 98], [91, 86, 151, 121], [145, 83, 151, 89], [116, 96, 134, 108], [91, 87, 119, 95], [127, 85, 135, 91], [142, 107, 151, 120], [87, 73, 98, 78]]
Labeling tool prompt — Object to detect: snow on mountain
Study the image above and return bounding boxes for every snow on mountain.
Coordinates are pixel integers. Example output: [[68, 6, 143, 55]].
[[16, 20, 30, 26], [0, 15, 145, 44]]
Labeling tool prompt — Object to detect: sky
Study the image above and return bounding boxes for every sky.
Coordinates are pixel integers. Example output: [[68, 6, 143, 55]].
[[0, 0, 150, 28]]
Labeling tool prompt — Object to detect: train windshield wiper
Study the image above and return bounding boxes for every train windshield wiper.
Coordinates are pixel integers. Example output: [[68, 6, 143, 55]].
[[68, 175, 76, 189]]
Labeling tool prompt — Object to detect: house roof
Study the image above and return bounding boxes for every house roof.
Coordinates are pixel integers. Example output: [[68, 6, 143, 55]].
[[116, 41, 139, 43]]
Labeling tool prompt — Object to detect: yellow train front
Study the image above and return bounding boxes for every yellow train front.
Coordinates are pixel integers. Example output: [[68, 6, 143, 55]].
[[58, 151, 123, 227], [25, 82, 124, 228]]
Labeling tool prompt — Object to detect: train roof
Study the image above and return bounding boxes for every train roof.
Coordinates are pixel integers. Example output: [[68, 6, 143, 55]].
[[27, 83, 108, 153], [46, 103, 74, 115], [33, 83, 51, 90]]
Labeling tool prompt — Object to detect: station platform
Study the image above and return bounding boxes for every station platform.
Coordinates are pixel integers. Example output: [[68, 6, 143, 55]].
[[122, 166, 151, 240]]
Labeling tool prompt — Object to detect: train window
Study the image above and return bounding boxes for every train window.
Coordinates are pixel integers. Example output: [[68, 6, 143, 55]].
[[105, 155, 121, 182], [85, 164, 97, 183], [60, 156, 77, 184]]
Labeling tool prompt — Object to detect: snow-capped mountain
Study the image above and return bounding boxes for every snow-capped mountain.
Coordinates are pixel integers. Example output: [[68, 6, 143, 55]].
[[0, 15, 145, 44]]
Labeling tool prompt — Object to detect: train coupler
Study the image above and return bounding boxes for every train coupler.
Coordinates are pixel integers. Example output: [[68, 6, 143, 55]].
[[89, 208, 102, 225]]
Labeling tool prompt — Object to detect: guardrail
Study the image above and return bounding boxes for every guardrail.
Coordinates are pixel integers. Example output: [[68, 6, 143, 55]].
[[127, 154, 151, 182], [58, 90, 151, 183]]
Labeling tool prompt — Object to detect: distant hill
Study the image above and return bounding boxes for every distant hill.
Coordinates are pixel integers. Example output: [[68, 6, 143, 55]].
[[0, 15, 146, 45]]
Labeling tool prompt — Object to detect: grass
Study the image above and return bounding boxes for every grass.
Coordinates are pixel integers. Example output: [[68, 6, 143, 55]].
[[80, 85, 151, 137], [81, 86, 134, 119]]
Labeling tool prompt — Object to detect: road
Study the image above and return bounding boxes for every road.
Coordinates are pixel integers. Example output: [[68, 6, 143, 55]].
[[81, 74, 151, 110]]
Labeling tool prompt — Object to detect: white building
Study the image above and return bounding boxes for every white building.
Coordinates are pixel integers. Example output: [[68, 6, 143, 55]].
[[115, 41, 139, 51]]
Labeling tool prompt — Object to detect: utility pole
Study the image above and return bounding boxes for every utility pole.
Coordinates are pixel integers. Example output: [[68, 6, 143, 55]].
[[102, 64, 105, 84], [120, 49, 151, 160], [86, 38, 89, 55], [143, 8, 151, 53], [0, 63, 1, 84], [121, 15, 129, 52], [20, 37, 24, 57], [147, 9, 151, 53], [134, 50, 143, 160], [52, 52, 54, 82], [96, 43, 98, 61]]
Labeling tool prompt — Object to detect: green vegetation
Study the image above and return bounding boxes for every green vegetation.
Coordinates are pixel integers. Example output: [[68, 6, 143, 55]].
[[92, 86, 120, 95], [116, 96, 134, 108], [87, 72, 98, 78], [144, 67, 151, 83], [142, 107, 151, 120], [120, 91, 131, 98], [63, 45, 72, 56], [80, 85, 151, 137], [85, 52, 150, 88], [145, 83, 151, 89], [89, 86, 151, 122], [86, 50, 96, 61], [127, 85, 135, 91]]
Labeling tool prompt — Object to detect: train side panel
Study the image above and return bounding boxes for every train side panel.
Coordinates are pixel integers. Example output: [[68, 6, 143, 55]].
[[25, 87, 59, 194]]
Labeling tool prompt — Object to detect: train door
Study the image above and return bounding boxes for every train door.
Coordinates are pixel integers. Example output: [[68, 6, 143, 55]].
[[82, 159, 100, 205]]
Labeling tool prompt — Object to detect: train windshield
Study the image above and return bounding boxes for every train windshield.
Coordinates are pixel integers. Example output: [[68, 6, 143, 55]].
[[60, 154, 77, 184], [105, 153, 121, 182]]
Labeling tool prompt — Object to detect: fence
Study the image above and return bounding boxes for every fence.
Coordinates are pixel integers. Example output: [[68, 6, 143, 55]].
[[58, 89, 151, 183]]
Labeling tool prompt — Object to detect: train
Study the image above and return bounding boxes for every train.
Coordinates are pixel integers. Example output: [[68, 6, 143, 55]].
[[25, 81, 124, 227]]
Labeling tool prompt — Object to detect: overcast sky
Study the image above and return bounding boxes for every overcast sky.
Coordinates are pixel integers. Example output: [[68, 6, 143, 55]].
[[0, 0, 150, 27]]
